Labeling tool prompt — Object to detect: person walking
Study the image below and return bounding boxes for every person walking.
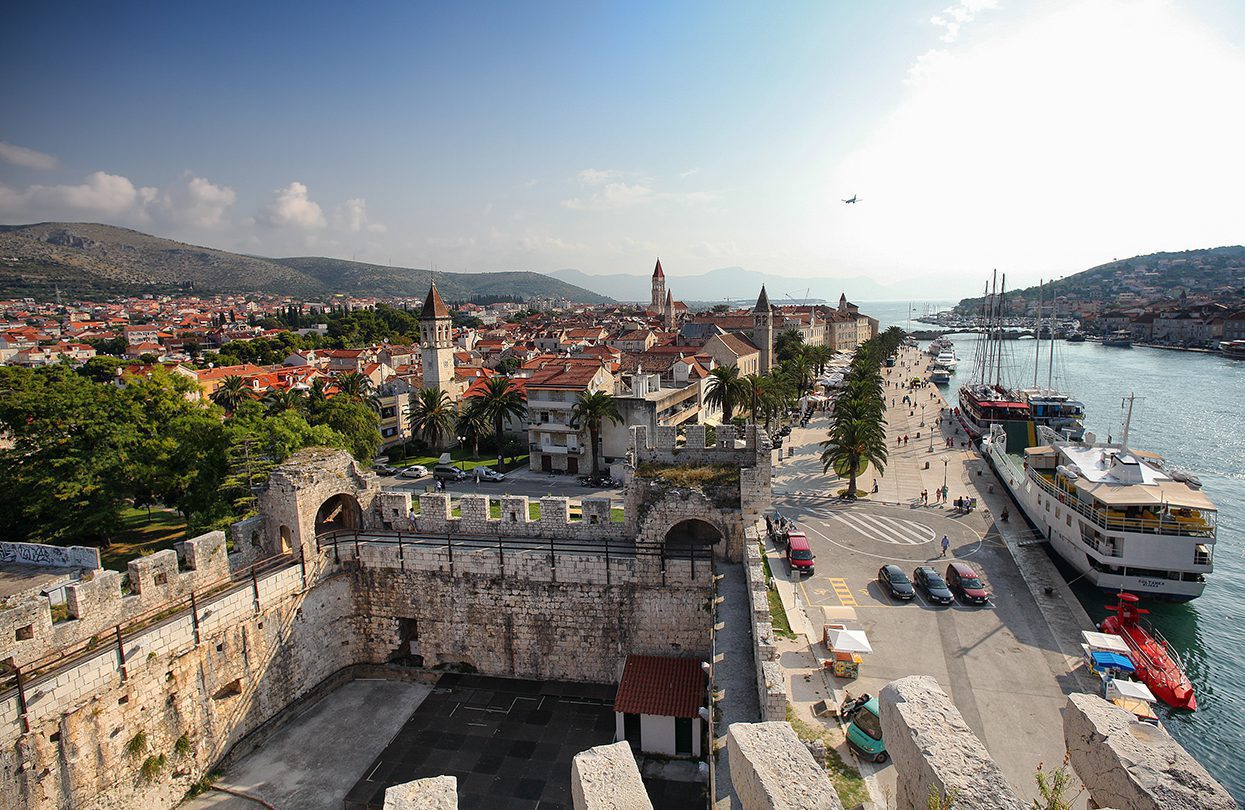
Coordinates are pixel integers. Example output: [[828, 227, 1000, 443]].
[[941, 535, 951, 556], [872, 478, 879, 493]]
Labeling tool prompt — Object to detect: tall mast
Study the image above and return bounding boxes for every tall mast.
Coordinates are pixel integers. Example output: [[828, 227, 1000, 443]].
[[986, 270, 998, 386], [1033, 279, 1042, 388], [1047, 288, 1056, 389], [996, 273, 1007, 387], [1121, 393, 1135, 449]]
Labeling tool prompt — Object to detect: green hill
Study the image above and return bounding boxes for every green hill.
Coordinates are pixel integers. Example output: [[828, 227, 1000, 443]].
[[0, 222, 613, 303], [954, 246, 1245, 313]]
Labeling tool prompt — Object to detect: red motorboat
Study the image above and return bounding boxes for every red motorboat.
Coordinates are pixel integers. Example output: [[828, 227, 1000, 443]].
[[1099, 593, 1196, 710]]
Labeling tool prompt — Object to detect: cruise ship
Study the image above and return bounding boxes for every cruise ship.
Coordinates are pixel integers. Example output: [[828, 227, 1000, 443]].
[[984, 397, 1216, 601]]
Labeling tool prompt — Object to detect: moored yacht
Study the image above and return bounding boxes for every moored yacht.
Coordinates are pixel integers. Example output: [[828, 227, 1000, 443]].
[[984, 396, 1216, 601]]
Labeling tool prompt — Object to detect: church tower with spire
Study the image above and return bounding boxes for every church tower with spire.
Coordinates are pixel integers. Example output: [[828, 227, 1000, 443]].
[[753, 285, 773, 374], [651, 258, 666, 315], [419, 281, 456, 397], [663, 289, 675, 330]]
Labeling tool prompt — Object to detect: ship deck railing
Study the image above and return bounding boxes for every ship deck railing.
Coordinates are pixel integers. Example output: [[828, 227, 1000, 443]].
[[1024, 468, 1215, 539]]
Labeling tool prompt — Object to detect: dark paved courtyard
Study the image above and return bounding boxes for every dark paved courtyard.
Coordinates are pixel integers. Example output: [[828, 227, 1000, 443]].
[[343, 673, 701, 809]]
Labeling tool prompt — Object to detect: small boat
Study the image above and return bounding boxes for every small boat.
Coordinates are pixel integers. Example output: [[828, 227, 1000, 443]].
[[1099, 593, 1196, 710], [1065, 330, 1086, 343], [1218, 339, 1245, 359]]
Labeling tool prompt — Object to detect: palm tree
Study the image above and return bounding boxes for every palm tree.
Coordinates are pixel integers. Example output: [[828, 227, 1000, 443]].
[[410, 387, 456, 448], [705, 365, 746, 423], [784, 353, 815, 397], [334, 371, 371, 400], [775, 328, 805, 364], [472, 376, 528, 468], [210, 375, 250, 413], [741, 373, 767, 422], [820, 413, 888, 499], [804, 344, 834, 376], [307, 377, 329, 414], [455, 401, 490, 459], [570, 390, 623, 478], [263, 388, 304, 415]]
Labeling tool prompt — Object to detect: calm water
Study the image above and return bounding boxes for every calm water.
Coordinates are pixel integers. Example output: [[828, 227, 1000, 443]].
[[861, 301, 1245, 802]]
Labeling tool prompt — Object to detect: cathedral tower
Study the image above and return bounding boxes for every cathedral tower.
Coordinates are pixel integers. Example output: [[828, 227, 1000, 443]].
[[419, 282, 456, 396], [753, 285, 773, 374], [651, 258, 666, 314]]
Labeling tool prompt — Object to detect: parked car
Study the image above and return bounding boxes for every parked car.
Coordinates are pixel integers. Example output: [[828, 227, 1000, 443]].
[[474, 467, 505, 482], [399, 464, 429, 479], [845, 696, 888, 763], [912, 566, 954, 605], [876, 565, 915, 600], [786, 532, 815, 575], [372, 463, 398, 476], [945, 562, 990, 604], [433, 464, 468, 482]]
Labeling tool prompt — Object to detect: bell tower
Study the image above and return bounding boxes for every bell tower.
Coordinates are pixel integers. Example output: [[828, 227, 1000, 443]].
[[419, 282, 456, 396], [651, 258, 666, 314], [753, 285, 773, 374]]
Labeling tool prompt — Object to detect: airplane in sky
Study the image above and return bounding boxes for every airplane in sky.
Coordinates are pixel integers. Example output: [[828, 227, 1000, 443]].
[[842, 195, 860, 204]]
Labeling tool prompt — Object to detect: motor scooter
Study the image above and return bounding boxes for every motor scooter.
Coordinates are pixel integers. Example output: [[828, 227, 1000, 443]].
[[839, 691, 872, 722]]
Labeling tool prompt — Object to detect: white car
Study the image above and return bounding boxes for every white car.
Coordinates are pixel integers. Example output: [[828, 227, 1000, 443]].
[[474, 467, 506, 482], [399, 465, 430, 479]]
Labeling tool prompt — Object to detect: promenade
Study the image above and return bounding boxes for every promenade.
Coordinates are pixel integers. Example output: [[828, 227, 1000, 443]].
[[768, 344, 1097, 808]]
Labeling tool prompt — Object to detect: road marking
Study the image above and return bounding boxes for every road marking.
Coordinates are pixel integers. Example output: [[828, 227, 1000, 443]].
[[829, 577, 858, 607], [832, 512, 934, 545]]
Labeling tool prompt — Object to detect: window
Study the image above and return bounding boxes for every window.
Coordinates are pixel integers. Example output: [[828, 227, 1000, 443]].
[[15, 624, 34, 641]]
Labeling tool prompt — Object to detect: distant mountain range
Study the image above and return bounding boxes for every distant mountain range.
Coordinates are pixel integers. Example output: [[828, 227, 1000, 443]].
[[0, 223, 614, 304], [550, 266, 906, 305], [952, 246, 1245, 313]]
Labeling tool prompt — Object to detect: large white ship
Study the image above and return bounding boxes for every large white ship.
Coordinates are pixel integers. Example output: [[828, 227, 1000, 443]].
[[984, 397, 1216, 601]]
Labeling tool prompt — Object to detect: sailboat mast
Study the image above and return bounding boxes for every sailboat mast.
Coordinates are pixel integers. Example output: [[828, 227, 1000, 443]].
[[996, 273, 1007, 387], [1047, 289, 1056, 389], [1033, 280, 1042, 388], [986, 270, 998, 385], [1121, 393, 1135, 449]]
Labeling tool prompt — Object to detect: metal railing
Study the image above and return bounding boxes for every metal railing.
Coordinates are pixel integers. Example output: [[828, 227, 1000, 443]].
[[1025, 468, 1215, 539]]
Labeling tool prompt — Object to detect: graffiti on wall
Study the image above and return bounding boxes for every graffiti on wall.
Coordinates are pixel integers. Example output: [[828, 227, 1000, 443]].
[[0, 542, 101, 570]]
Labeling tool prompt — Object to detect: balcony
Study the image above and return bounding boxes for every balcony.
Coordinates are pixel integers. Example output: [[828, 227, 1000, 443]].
[[530, 443, 583, 455]]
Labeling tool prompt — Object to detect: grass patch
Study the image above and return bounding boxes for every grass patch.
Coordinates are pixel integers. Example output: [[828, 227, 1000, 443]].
[[50, 602, 71, 624], [392, 449, 529, 473], [832, 457, 869, 477], [101, 507, 186, 571], [140, 753, 166, 782], [636, 462, 740, 489], [786, 703, 868, 808], [768, 588, 796, 639], [610, 507, 625, 523]]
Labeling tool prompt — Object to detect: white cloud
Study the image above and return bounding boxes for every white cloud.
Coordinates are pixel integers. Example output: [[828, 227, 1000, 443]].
[[158, 175, 236, 228], [259, 181, 325, 229], [0, 141, 59, 170], [563, 181, 655, 211], [817, 0, 1245, 287], [576, 168, 622, 185], [332, 197, 387, 233], [930, 0, 999, 43], [0, 171, 156, 222]]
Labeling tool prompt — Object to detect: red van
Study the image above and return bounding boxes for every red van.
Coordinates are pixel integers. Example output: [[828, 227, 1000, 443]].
[[786, 532, 815, 575]]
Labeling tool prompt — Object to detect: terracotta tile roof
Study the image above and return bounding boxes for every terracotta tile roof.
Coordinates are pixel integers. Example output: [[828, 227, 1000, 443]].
[[613, 655, 704, 718], [714, 332, 760, 357], [421, 282, 451, 319]]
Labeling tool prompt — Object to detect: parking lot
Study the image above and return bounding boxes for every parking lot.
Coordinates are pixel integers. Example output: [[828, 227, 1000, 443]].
[[774, 495, 1082, 803]]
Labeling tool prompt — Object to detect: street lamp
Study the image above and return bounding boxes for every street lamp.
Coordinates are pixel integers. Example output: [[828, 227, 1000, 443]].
[[920, 405, 925, 427], [942, 458, 949, 491]]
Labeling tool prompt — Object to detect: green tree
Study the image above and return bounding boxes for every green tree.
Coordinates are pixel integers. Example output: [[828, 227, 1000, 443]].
[[79, 355, 129, 383], [570, 390, 623, 478], [210, 375, 251, 413], [263, 388, 304, 416], [455, 401, 490, 459], [775, 328, 805, 364], [312, 397, 380, 462], [705, 364, 747, 424], [470, 377, 528, 468], [333, 371, 371, 400], [410, 387, 456, 449], [819, 342, 888, 498]]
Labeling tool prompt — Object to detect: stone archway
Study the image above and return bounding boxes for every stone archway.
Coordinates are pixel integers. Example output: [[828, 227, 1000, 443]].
[[314, 493, 364, 536], [663, 518, 724, 559]]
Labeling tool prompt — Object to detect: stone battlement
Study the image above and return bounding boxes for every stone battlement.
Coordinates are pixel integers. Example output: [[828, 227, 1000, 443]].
[[0, 531, 232, 672], [631, 423, 772, 467]]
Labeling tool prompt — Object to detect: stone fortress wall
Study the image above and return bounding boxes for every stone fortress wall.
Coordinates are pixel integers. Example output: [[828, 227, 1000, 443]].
[[0, 426, 770, 809]]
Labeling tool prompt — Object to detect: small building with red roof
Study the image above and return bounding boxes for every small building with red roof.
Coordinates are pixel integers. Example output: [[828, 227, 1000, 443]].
[[613, 655, 705, 757]]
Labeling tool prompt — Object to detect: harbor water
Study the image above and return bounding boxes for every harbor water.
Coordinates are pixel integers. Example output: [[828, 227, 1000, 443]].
[[862, 301, 1245, 802]]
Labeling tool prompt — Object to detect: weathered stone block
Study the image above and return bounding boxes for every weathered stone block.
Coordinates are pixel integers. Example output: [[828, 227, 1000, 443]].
[[1064, 693, 1234, 810], [727, 722, 841, 810], [383, 775, 458, 809], [570, 741, 652, 810], [878, 675, 1023, 810]]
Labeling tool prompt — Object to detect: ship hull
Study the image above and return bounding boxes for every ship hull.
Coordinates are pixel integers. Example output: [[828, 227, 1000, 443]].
[[984, 435, 1208, 602]]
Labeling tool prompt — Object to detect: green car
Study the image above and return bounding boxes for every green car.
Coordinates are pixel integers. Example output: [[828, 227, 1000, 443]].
[[845, 697, 888, 763]]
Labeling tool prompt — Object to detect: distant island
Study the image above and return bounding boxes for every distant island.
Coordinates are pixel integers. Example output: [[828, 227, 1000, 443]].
[[0, 222, 614, 304]]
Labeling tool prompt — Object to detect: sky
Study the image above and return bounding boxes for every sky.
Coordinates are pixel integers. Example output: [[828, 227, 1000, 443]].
[[3, 0, 1245, 298]]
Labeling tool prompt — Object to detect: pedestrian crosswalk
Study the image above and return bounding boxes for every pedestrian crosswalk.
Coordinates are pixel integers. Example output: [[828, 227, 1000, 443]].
[[828, 577, 858, 607], [830, 512, 935, 546]]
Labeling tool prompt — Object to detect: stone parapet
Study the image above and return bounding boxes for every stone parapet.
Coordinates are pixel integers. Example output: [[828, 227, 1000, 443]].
[[726, 722, 841, 810], [1064, 693, 1235, 810], [878, 675, 1023, 810], [384, 775, 458, 809], [742, 526, 783, 720], [0, 531, 230, 670], [570, 741, 652, 810]]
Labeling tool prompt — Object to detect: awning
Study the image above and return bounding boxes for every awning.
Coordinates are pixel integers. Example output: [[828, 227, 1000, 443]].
[[1082, 631, 1131, 655], [1091, 651, 1135, 673], [827, 628, 873, 654], [1106, 678, 1156, 703]]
